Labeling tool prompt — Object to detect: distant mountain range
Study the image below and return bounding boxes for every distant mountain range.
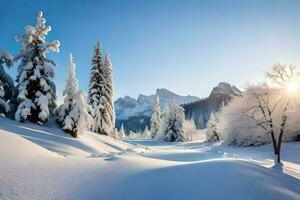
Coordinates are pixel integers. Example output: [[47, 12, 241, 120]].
[[115, 82, 241, 132], [115, 88, 199, 120]]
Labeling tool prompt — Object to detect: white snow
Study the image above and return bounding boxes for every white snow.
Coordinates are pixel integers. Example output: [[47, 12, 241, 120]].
[[0, 116, 299, 200]]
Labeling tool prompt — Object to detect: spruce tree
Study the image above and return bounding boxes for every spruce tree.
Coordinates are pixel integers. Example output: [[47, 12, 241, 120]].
[[88, 42, 102, 109], [64, 91, 93, 138], [142, 126, 151, 139], [57, 53, 78, 124], [206, 113, 219, 142], [0, 49, 14, 115], [151, 95, 161, 138], [119, 124, 126, 139], [92, 50, 115, 135], [14, 11, 60, 123], [161, 104, 186, 142], [57, 54, 93, 138]]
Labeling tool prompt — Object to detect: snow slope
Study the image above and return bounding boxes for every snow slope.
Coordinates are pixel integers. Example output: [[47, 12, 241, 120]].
[[0, 116, 299, 200]]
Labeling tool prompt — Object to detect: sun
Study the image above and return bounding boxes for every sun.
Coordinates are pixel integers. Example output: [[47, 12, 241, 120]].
[[286, 81, 299, 94]]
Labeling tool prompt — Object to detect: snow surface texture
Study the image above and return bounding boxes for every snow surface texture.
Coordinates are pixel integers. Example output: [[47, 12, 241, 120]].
[[0, 116, 299, 200]]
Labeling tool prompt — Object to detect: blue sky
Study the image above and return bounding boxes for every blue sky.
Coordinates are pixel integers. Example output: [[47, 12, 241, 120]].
[[1, 0, 300, 100]]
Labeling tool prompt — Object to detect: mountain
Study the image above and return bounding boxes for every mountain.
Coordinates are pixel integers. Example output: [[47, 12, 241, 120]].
[[115, 89, 199, 132], [183, 82, 242, 129], [115, 88, 199, 120], [115, 83, 241, 132], [210, 82, 241, 97]]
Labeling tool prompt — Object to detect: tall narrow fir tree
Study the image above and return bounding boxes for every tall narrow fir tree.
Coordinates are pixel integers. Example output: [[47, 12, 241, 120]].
[[88, 42, 115, 136], [151, 95, 161, 138]]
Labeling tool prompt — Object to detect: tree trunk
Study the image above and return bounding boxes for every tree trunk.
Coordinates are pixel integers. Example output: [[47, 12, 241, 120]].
[[276, 151, 281, 164], [276, 102, 288, 164]]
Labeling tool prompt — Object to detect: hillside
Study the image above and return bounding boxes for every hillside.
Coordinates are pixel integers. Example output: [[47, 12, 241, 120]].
[[0, 116, 299, 200], [183, 82, 241, 128]]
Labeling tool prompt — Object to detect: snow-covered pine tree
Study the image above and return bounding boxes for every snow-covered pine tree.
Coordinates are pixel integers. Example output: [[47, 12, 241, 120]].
[[0, 49, 14, 115], [88, 42, 102, 110], [142, 126, 151, 139], [151, 95, 161, 139], [14, 11, 60, 123], [58, 54, 93, 138], [206, 113, 219, 142], [102, 52, 115, 130], [63, 91, 93, 138], [119, 123, 126, 139], [93, 51, 115, 135], [161, 104, 186, 142], [56, 53, 78, 124]]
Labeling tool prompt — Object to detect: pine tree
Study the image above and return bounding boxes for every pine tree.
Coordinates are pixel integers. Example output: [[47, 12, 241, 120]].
[[151, 95, 161, 139], [142, 126, 151, 139], [88, 42, 102, 109], [119, 123, 126, 139], [56, 53, 78, 124], [102, 52, 115, 130], [63, 91, 93, 138], [206, 113, 219, 142], [93, 51, 115, 135], [0, 49, 14, 115], [161, 104, 186, 142], [57, 54, 93, 138], [14, 11, 60, 123]]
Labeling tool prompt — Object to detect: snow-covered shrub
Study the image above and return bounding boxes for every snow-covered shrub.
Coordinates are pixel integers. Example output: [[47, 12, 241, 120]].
[[150, 95, 161, 138], [88, 42, 115, 135], [183, 119, 197, 141], [219, 84, 300, 146], [14, 11, 60, 123], [57, 54, 93, 138], [128, 131, 139, 139], [0, 49, 14, 116], [206, 113, 220, 142], [160, 104, 186, 142], [110, 128, 119, 139]]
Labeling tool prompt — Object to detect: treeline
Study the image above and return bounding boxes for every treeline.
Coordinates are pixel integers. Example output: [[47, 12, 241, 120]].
[[0, 11, 116, 139]]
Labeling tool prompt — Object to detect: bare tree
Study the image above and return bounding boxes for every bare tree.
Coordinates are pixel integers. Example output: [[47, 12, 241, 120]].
[[246, 63, 299, 165]]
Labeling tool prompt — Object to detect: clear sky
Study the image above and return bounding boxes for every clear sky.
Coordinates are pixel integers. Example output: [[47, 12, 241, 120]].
[[1, 0, 300, 100]]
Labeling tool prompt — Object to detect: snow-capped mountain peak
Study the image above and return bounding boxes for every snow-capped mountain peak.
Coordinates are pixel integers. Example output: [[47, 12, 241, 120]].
[[210, 82, 242, 97], [115, 89, 199, 120]]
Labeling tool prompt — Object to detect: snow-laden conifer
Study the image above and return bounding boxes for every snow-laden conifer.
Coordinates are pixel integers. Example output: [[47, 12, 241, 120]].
[[151, 95, 161, 139], [0, 49, 14, 115], [63, 91, 93, 138], [56, 53, 78, 123], [142, 126, 151, 139], [14, 11, 60, 123], [206, 113, 219, 142], [118, 124, 126, 139], [88, 42, 102, 109], [93, 51, 115, 135], [161, 104, 186, 142], [57, 54, 93, 138]]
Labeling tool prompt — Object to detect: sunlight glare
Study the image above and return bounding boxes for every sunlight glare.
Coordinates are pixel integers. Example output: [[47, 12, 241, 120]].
[[286, 81, 299, 94]]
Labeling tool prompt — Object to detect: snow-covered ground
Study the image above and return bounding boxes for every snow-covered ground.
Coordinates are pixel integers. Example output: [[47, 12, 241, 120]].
[[0, 116, 299, 200]]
